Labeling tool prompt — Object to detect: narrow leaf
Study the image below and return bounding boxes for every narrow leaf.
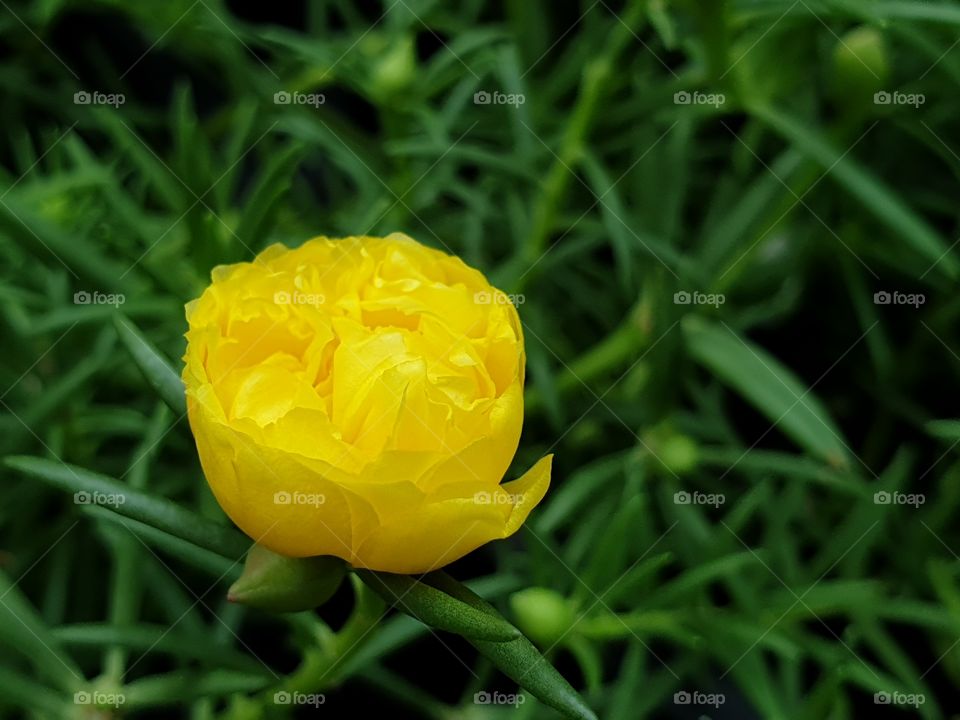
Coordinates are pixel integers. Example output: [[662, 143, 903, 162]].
[[113, 314, 187, 416], [426, 571, 598, 720], [0, 666, 71, 717], [123, 670, 271, 707], [356, 570, 520, 642], [85, 505, 239, 579], [752, 103, 958, 278], [683, 317, 851, 467], [4, 456, 249, 559], [0, 570, 83, 692], [469, 635, 598, 720], [235, 143, 305, 249], [53, 623, 266, 672]]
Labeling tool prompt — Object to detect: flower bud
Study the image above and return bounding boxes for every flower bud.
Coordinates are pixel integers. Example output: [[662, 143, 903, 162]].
[[660, 434, 700, 476], [642, 425, 700, 476], [228, 544, 346, 613], [832, 26, 889, 110], [509, 587, 575, 647], [370, 35, 415, 98]]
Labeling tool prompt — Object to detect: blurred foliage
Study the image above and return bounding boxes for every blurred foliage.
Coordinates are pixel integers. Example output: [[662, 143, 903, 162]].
[[2, 0, 960, 718]]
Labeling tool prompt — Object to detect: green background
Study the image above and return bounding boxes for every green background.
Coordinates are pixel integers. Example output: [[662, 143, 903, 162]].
[[1, 0, 959, 717]]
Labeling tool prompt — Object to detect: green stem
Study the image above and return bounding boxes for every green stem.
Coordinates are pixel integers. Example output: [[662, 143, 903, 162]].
[[103, 537, 138, 684], [283, 576, 385, 694], [219, 577, 385, 719], [521, 0, 649, 274]]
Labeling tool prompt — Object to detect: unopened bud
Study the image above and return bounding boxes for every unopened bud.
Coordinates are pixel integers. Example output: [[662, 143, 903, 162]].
[[509, 587, 575, 647]]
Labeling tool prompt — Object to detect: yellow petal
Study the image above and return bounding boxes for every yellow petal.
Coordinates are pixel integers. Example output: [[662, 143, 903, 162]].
[[499, 454, 553, 536], [182, 234, 551, 573]]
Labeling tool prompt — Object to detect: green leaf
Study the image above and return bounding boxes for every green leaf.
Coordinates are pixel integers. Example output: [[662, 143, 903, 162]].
[[85, 505, 239, 579], [576, 610, 698, 645], [601, 551, 674, 606], [52, 623, 266, 672], [770, 580, 883, 620], [928, 559, 960, 621], [113, 314, 187, 416], [0, 570, 83, 692], [4, 456, 249, 559], [649, 551, 764, 607], [534, 452, 626, 534], [926, 419, 960, 441], [575, 494, 644, 604], [683, 317, 851, 467], [338, 574, 524, 678], [565, 634, 603, 692], [235, 142, 305, 251], [751, 103, 959, 278], [698, 448, 868, 496], [425, 571, 598, 720], [607, 644, 645, 720], [702, 610, 800, 660], [2, 327, 114, 453], [0, 666, 70, 716], [123, 670, 272, 707], [469, 634, 598, 720], [356, 570, 520, 643], [0, 193, 136, 289], [873, 1, 960, 24]]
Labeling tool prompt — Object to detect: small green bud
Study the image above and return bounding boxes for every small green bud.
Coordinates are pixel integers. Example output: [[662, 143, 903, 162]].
[[832, 26, 889, 110], [228, 544, 346, 613], [509, 587, 575, 647], [660, 434, 700, 476], [642, 424, 700, 476], [369, 35, 416, 99]]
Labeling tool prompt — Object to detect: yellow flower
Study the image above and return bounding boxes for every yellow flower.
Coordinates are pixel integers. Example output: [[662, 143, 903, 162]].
[[183, 233, 551, 573]]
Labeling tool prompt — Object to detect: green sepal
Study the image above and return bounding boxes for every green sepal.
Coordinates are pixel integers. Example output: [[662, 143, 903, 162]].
[[228, 545, 346, 613]]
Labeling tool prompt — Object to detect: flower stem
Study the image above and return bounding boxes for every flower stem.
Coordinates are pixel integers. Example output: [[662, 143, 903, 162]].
[[221, 575, 385, 718]]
